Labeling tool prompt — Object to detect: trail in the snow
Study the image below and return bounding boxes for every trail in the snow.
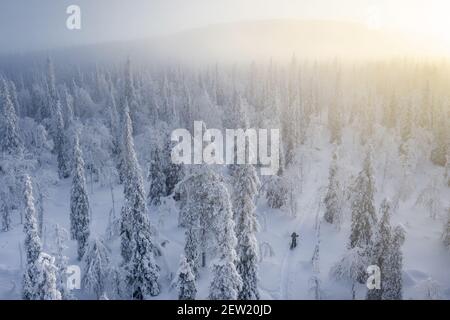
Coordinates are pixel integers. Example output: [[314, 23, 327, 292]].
[[279, 177, 324, 300], [279, 214, 306, 299]]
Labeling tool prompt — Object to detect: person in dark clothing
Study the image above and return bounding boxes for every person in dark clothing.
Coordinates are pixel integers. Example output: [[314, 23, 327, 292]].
[[290, 232, 299, 249]]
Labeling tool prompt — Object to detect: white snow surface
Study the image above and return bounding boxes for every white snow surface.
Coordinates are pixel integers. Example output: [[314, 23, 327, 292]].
[[1, 129, 449, 300]]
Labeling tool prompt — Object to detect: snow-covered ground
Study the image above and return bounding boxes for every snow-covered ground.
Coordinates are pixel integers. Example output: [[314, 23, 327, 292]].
[[1, 128, 448, 300]]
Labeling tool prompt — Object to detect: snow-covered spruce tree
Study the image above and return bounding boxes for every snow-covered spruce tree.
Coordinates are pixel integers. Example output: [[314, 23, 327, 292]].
[[107, 88, 120, 157], [430, 117, 448, 167], [366, 199, 393, 300], [324, 147, 341, 225], [125, 210, 160, 300], [70, 134, 90, 261], [265, 173, 288, 209], [330, 247, 366, 299], [117, 98, 131, 185], [398, 104, 412, 159], [123, 58, 142, 133], [0, 78, 23, 156], [415, 176, 443, 220], [35, 183, 45, 238], [7, 80, 20, 116], [46, 57, 59, 109], [62, 85, 74, 128], [53, 100, 70, 179], [382, 93, 397, 130], [328, 71, 342, 145], [176, 166, 211, 276], [350, 149, 377, 250], [147, 144, 166, 206], [176, 255, 197, 300], [162, 139, 184, 196], [177, 166, 242, 299], [208, 174, 242, 300], [82, 238, 111, 299], [22, 175, 43, 300], [119, 103, 137, 263], [34, 253, 62, 300], [120, 107, 160, 299], [381, 225, 405, 300], [229, 163, 261, 300], [183, 222, 201, 278], [0, 200, 11, 232], [51, 224, 73, 300]]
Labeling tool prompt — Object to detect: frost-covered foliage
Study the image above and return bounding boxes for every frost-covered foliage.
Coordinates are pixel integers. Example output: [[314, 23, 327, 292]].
[[32, 253, 62, 300], [350, 148, 377, 249], [328, 73, 342, 145], [176, 166, 242, 299], [0, 53, 449, 301], [324, 147, 341, 225], [147, 144, 166, 206], [120, 107, 160, 299], [176, 255, 197, 300], [0, 77, 23, 156], [23, 176, 61, 300], [53, 101, 70, 179], [207, 173, 242, 300], [366, 199, 392, 300], [70, 134, 90, 260], [176, 166, 218, 276], [415, 175, 444, 220], [229, 163, 260, 300], [82, 238, 111, 299], [430, 118, 448, 167], [367, 200, 405, 300], [50, 224, 73, 300], [18, 118, 52, 164], [23, 175, 42, 267], [330, 247, 367, 299], [79, 119, 117, 186], [381, 225, 405, 300], [265, 174, 288, 209]]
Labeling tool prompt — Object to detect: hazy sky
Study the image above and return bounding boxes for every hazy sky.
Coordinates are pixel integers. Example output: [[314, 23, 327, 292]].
[[1, 0, 449, 54]]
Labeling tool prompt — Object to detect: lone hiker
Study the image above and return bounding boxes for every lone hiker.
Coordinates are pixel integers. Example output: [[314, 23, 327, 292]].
[[290, 232, 299, 250]]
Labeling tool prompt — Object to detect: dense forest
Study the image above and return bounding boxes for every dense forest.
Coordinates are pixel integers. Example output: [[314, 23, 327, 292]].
[[0, 55, 449, 300]]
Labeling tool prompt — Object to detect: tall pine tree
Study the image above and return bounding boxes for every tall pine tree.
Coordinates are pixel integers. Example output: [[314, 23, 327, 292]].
[[350, 148, 377, 249], [120, 107, 160, 299], [22, 175, 43, 300], [381, 226, 405, 300], [229, 163, 260, 300], [176, 255, 197, 300], [70, 134, 90, 260], [0, 78, 22, 156], [147, 144, 166, 206], [208, 170, 242, 300], [54, 101, 70, 179], [367, 199, 392, 300], [82, 239, 111, 299], [324, 147, 341, 225]]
